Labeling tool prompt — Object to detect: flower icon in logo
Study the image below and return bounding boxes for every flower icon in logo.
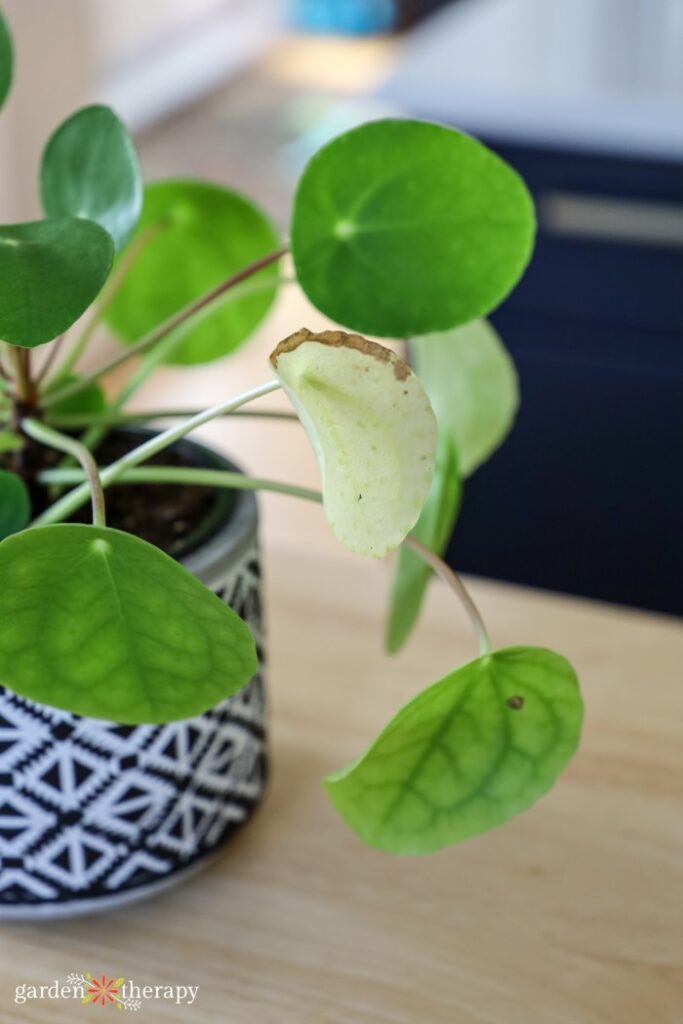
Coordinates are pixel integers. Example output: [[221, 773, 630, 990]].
[[81, 973, 125, 1008]]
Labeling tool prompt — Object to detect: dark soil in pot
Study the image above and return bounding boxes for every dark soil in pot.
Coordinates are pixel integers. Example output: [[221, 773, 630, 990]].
[[1, 427, 238, 558]]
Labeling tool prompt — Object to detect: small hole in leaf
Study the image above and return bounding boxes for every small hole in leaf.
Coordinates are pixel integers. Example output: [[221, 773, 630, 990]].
[[507, 695, 525, 710]]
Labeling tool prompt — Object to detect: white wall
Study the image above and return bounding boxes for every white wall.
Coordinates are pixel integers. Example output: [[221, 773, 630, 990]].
[[0, 0, 281, 221], [90, 0, 232, 75]]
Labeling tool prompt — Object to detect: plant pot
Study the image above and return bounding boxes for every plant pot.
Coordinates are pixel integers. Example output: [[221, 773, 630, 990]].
[[0, 435, 267, 921]]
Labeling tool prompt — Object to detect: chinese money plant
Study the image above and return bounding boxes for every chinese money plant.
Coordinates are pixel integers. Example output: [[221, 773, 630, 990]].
[[0, 10, 582, 854]]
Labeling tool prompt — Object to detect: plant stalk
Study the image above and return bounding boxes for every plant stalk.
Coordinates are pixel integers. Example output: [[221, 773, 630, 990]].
[[32, 444, 491, 657], [78, 275, 287, 455], [47, 220, 168, 387], [405, 535, 492, 656], [42, 247, 288, 410], [46, 408, 298, 429], [37, 466, 323, 505], [35, 334, 66, 385], [22, 419, 107, 528], [31, 380, 282, 526], [8, 346, 30, 403]]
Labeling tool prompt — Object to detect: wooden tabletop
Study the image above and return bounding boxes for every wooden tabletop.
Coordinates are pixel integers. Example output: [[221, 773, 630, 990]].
[[1, 542, 680, 1023]]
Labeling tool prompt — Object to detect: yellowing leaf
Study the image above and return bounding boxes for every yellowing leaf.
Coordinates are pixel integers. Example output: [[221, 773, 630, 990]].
[[271, 329, 437, 558]]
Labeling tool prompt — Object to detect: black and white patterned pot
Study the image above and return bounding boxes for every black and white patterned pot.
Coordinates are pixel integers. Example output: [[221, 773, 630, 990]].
[[0, 439, 267, 921]]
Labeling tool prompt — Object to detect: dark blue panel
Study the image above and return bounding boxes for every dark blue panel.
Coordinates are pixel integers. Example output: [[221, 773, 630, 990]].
[[447, 309, 683, 615], [505, 234, 683, 335], [491, 143, 683, 333]]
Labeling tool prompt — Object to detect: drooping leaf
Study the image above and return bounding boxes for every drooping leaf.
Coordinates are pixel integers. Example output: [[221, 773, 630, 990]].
[[0, 524, 257, 723], [0, 469, 30, 540], [106, 180, 280, 365], [291, 119, 535, 338], [0, 218, 114, 347], [45, 375, 106, 419], [0, 9, 12, 110], [41, 105, 143, 251], [271, 328, 437, 558], [326, 646, 583, 854], [412, 320, 519, 477], [385, 433, 461, 654]]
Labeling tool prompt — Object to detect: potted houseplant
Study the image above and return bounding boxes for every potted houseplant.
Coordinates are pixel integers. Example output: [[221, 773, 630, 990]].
[[0, 9, 583, 920]]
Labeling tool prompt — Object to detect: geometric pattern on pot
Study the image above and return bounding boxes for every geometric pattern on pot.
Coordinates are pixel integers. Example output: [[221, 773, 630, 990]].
[[0, 542, 266, 920]]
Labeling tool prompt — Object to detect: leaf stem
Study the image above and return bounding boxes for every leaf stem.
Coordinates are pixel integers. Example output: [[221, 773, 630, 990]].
[[35, 334, 66, 386], [46, 220, 168, 387], [0, 343, 15, 383], [31, 444, 492, 658], [405, 535, 492, 656], [46, 408, 298, 429], [8, 346, 29, 402], [22, 418, 107, 528], [42, 246, 289, 410], [31, 380, 282, 525], [37, 465, 323, 505], [78, 275, 287, 455]]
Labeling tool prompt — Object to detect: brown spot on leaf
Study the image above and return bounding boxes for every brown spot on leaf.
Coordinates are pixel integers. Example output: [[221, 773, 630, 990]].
[[270, 327, 412, 381], [507, 695, 525, 710]]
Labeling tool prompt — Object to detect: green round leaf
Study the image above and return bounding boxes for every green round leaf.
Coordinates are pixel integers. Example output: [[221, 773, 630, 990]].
[[291, 119, 535, 338], [0, 469, 30, 540], [0, 218, 114, 347], [326, 646, 583, 853], [385, 433, 461, 654], [271, 328, 437, 558], [413, 320, 519, 477], [0, 524, 258, 723], [0, 9, 13, 110], [41, 105, 143, 251], [106, 180, 280, 365]]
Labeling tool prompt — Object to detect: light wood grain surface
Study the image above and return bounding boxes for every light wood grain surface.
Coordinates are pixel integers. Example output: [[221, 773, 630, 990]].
[[0, 539, 681, 1023]]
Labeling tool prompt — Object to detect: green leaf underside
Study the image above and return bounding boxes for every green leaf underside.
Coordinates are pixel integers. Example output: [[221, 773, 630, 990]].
[[271, 329, 437, 558], [0, 524, 257, 723], [106, 180, 280, 365], [0, 470, 30, 540], [326, 647, 583, 854], [291, 119, 535, 338], [0, 10, 12, 110], [45, 375, 106, 418], [412, 321, 519, 477], [386, 433, 461, 654], [41, 104, 143, 251], [0, 218, 114, 347]]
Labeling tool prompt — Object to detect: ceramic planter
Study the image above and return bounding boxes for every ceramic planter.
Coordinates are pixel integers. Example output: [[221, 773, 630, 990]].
[[0, 437, 267, 921]]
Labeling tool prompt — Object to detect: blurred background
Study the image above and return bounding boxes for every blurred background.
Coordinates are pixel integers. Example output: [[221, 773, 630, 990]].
[[1, 0, 681, 616]]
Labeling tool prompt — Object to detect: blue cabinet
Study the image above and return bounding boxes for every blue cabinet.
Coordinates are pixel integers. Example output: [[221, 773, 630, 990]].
[[446, 142, 683, 615]]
